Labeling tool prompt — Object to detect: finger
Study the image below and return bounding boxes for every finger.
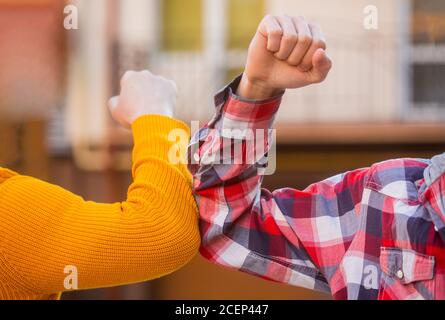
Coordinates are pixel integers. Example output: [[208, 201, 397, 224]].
[[274, 15, 298, 60], [258, 15, 283, 53], [308, 48, 332, 83], [141, 70, 153, 77], [108, 96, 130, 128], [287, 17, 313, 66], [120, 70, 135, 87], [108, 96, 120, 112], [299, 23, 327, 72]]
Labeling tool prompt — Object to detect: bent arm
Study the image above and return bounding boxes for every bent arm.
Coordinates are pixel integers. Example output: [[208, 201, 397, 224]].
[[0, 115, 200, 294], [189, 78, 369, 293]]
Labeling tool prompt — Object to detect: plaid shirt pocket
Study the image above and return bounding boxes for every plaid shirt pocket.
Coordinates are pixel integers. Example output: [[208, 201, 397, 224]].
[[379, 247, 436, 299]]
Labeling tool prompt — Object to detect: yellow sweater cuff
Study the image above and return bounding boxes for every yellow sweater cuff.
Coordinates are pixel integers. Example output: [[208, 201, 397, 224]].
[[132, 115, 190, 139], [131, 115, 191, 174], [132, 115, 190, 146]]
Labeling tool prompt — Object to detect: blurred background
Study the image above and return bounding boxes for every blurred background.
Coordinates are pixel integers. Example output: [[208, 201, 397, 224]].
[[0, 0, 444, 300]]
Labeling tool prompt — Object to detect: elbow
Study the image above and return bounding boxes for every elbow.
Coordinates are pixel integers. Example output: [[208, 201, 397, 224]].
[[123, 183, 201, 279], [169, 212, 201, 271], [171, 223, 201, 273], [146, 202, 201, 278]]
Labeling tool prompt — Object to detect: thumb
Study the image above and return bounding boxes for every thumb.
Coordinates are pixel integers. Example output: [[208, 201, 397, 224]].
[[108, 96, 131, 129], [310, 48, 332, 83]]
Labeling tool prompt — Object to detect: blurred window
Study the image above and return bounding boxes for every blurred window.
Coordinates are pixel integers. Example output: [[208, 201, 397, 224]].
[[226, 0, 264, 81], [227, 0, 265, 49], [412, 0, 445, 44], [162, 0, 203, 51], [411, 0, 445, 109]]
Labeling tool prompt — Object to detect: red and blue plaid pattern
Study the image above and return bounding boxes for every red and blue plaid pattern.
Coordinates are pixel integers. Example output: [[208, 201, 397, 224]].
[[188, 77, 445, 300]]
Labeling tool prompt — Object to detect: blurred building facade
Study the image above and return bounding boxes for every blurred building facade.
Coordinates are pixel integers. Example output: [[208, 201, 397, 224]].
[[60, 0, 445, 170], [1, 0, 444, 171], [0, 0, 64, 177]]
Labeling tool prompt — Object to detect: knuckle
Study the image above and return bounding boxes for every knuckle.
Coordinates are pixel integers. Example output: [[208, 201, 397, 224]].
[[262, 14, 274, 25], [140, 70, 152, 78], [295, 15, 306, 22], [153, 75, 164, 83], [280, 14, 292, 21], [270, 28, 283, 37], [274, 52, 286, 61], [299, 35, 313, 46], [159, 75, 170, 84], [264, 14, 276, 21], [122, 70, 136, 83], [283, 34, 298, 44], [309, 22, 321, 30], [286, 57, 300, 66], [313, 39, 326, 49], [159, 77, 176, 90]]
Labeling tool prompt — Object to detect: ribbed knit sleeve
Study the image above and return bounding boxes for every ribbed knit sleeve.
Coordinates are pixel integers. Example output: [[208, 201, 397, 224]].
[[0, 115, 200, 298]]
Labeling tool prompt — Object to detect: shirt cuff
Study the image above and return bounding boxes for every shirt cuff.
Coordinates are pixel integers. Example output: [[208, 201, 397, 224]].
[[212, 75, 283, 131], [424, 153, 445, 187]]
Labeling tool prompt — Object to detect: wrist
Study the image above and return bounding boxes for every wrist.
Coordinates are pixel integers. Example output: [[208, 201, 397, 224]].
[[237, 74, 284, 101]]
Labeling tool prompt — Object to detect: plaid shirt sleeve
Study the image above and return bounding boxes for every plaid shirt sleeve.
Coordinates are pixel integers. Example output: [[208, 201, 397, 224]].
[[188, 76, 370, 293], [422, 154, 445, 233]]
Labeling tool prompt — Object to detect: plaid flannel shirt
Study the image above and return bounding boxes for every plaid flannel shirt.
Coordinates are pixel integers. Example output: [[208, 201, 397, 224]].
[[188, 77, 445, 300]]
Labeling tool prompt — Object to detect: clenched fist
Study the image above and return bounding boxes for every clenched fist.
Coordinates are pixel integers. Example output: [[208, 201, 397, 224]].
[[109, 70, 177, 128], [238, 15, 332, 100]]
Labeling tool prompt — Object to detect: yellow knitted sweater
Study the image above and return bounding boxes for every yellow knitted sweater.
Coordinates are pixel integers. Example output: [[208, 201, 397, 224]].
[[0, 115, 200, 300]]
